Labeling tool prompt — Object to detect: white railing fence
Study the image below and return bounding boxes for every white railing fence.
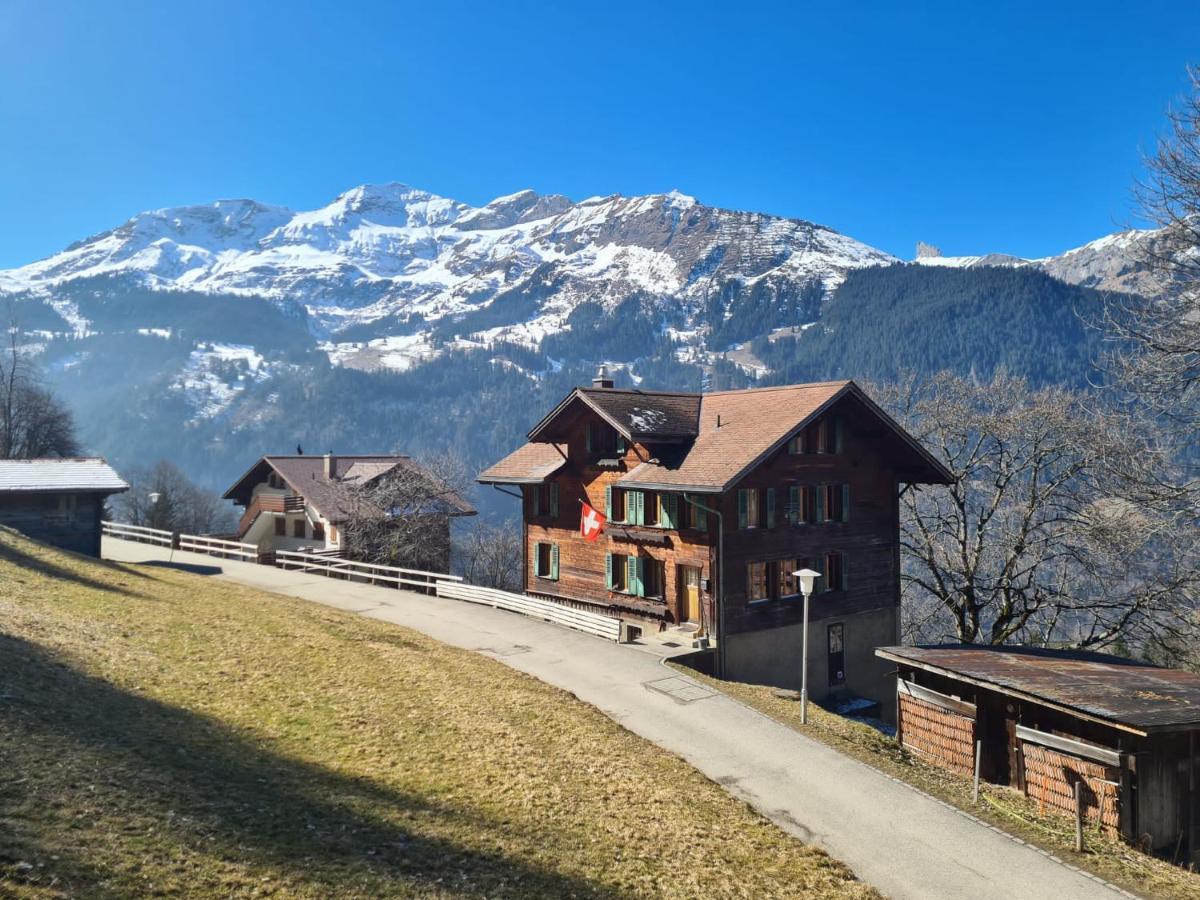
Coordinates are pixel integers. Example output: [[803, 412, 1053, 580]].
[[436, 581, 622, 641], [274, 550, 459, 594], [178, 534, 259, 561], [101, 521, 173, 546]]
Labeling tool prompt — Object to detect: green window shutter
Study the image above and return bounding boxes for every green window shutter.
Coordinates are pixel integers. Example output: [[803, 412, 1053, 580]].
[[840, 553, 848, 591], [626, 556, 637, 595], [605, 552, 613, 589], [530, 486, 540, 517], [789, 485, 800, 526], [695, 501, 707, 532], [532, 543, 542, 578], [634, 557, 645, 597], [738, 489, 748, 529], [605, 485, 613, 520], [816, 485, 827, 523], [665, 493, 678, 529], [840, 484, 850, 523], [617, 435, 626, 455], [834, 416, 844, 453], [549, 482, 560, 518], [586, 423, 593, 453], [550, 544, 559, 581], [766, 487, 776, 529], [634, 491, 645, 526]]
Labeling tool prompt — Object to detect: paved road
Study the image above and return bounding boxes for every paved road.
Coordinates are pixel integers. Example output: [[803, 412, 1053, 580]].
[[102, 538, 1134, 900]]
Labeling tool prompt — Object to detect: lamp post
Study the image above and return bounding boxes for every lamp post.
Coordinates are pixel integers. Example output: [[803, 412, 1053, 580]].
[[792, 567, 822, 724]]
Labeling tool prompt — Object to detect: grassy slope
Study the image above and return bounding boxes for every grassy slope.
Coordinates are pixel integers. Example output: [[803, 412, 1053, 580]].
[[0, 528, 875, 899], [669, 666, 1200, 900]]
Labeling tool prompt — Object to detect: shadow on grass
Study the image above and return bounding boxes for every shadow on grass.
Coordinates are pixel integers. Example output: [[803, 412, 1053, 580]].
[[0, 633, 621, 898], [0, 538, 148, 596], [141, 559, 224, 576]]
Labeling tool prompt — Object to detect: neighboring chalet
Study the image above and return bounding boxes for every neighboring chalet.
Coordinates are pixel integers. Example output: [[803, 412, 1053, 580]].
[[478, 373, 952, 710], [223, 453, 474, 571], [878, 644, 1200, 864], [0, 458, 128, 557]]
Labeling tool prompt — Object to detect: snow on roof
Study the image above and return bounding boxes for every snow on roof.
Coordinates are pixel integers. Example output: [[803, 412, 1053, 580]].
[[0, 458, 129, 494]]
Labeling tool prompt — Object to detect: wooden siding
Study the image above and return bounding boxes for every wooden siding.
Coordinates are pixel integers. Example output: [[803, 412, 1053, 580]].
[[1021, 743, 1121, 834], [522, 396, 906, 633], [898, 693, 977, 776], [0, 492, 106, 557]]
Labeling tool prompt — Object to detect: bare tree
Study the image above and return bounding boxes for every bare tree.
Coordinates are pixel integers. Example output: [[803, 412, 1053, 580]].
[[1104, 67, 1200, 425], [333, 453, 473, 573], [877, 371, 1199, 652], [0, 318, 79, 459], [114, 460, 233, 534], [457, 520, 523, 591]]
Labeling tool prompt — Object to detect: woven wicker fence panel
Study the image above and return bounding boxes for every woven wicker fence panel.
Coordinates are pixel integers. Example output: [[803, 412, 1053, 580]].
[[1021, 742, 1120, 833], [899, 693, 976, 776]]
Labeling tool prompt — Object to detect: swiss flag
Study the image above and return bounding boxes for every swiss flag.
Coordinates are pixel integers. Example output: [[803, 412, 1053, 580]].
[[580, 500, 606, 541]]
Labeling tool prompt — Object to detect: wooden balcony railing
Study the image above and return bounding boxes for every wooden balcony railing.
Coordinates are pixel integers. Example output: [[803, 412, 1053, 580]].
[[236, 494, 305, 537]]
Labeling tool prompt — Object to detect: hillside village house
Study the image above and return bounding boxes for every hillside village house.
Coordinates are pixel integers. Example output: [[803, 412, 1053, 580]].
[[0, 458, 129, 558], [223, 454, 474, 571], [479, 374, 952, 710]]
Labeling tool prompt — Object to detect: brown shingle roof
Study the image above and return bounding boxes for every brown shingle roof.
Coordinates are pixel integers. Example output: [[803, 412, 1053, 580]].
[[483, 379, 953, 493], [876, 644, 1200, 734], [224, 455, 475, 520], [477, 443, 567, 485], [620, 382, 850, 492]]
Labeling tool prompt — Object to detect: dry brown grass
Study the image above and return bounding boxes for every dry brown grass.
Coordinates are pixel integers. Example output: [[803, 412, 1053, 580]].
[[0, 528, 876, 899], [670, 663, 1200, 900]]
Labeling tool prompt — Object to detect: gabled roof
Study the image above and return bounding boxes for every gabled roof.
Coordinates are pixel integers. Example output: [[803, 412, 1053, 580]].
[[223, 455, 475, 521], [877, 644, 1200, 735], [477, 443, 567, 485], [0, 458, 128, 495], [528, 389, 702, 443], [484, 380, 953, 492]]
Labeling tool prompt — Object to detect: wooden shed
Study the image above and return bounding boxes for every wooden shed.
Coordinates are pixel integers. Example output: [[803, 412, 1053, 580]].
[[876, 644, 1200, 864], [0, 458, 129, 557]]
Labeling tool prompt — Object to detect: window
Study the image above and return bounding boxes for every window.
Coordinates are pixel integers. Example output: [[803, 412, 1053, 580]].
[[828, 624, 846, 686], [679, 495, 709, 532], [312, 522, 325, 542], [822, 552, 847, 592], [776, 559, 800, 598], [586, 422, 627, 456], [652, 493, 679, 529], [274, 517, 286, 536], [738, 488, 762, 529], [788, 416, 842, 455], [293, 519, 306, 539], [747, 561, 769, 602], [530, 482, 560, 520], [607, 487, 647, 525], [642, 558, 665, 599], [267, 472, 283, 489], [534, 542, 559, 580], [607, 552, 628, 592], [823, 484, 850, 523], [788, 485, 814, 525]]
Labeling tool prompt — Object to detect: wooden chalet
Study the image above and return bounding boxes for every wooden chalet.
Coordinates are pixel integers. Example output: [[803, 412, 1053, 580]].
[[478, 373, 952, 711], [223, 453, 474, 570], [878, 644, 1200, 864], [0, 458, 128, 557]]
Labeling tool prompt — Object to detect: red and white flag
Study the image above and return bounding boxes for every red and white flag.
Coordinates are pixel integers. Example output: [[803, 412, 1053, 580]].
[[580, 500, 606, 541]]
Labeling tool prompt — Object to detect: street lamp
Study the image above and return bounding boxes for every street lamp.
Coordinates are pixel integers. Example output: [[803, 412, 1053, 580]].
[[792, 567, 822, 724]]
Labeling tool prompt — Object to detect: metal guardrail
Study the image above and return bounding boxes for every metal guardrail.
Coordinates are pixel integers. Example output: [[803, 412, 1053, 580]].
[[101, 521, 173, 546], [436, 581, 622, 641], [274, 550, 459, 593], [177, 533, 259, 561]]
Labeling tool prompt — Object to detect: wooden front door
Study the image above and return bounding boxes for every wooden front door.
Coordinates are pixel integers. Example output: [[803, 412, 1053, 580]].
[[679, 565, 702, 624]]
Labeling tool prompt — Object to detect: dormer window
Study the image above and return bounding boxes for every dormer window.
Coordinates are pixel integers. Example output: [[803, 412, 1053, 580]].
[[788, 415, 842, 455], [585, 421, 626, 457]]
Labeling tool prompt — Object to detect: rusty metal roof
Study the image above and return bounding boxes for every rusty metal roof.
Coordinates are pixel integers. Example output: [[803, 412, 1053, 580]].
[[876, 644, 1200, 734]]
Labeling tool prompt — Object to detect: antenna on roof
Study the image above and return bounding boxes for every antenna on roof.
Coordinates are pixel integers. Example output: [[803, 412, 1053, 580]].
[[296, 444, 304, 455]]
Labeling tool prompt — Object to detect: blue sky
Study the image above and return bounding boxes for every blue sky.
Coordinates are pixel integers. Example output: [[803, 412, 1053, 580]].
[[0, 0, 1196, 267]]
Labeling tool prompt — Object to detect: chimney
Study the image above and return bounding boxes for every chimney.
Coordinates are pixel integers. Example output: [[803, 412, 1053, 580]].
[[592, 365, 614, 389], [323, 452, 336, 479]]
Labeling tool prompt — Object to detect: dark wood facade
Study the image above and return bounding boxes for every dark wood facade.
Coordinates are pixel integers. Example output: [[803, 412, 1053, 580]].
[[0, 492, 108, 558]]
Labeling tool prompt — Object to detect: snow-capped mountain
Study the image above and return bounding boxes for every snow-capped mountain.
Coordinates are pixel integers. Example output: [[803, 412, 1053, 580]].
[[0, 183, 898, 370]]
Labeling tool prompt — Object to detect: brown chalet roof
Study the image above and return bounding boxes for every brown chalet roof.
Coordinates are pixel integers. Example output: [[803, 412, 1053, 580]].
[[876, 644, 1200, 735], [223, 455, 476, 521], [477, 443, 567, 485], [483, 379, 952, 492]]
